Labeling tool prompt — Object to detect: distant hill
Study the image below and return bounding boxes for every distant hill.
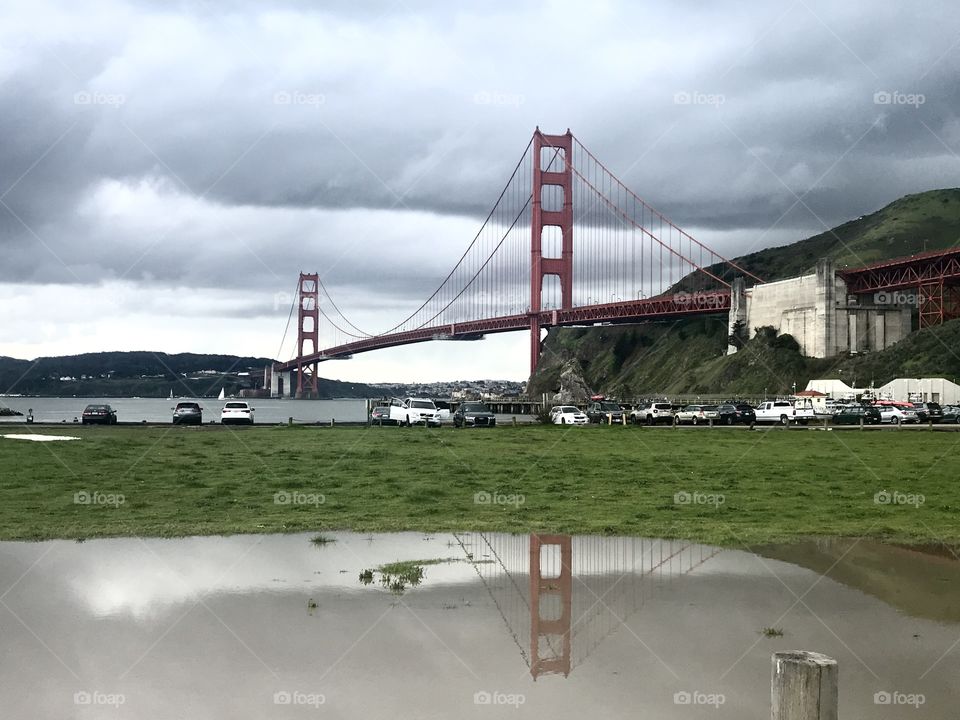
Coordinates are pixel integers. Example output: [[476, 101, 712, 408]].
[[531, 188, 960, 398], [0, 351, 395, 398]]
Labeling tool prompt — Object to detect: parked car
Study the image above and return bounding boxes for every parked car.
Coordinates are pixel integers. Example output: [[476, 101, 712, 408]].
[[586, 401, 624, 424], [172, 401, 202, 425], [453, 402, 496, 428], [551, 405, 588, 425], [754, 400, 815, 425], [733, 403, 756, 424], [675, 404, 719, 425], [941, 405, 960, 424], [370, 406, 396, 425], [433, 400, 453, 423], [715, 404, 740, 425], [220, 401, 254, 425], [630, 402, 675, 425], [832, 406, 882, 425], [389, 397, 441, 427], [911, 402, 943, 423], [81, 404, 117, 425], [875, 404, 918, 424]]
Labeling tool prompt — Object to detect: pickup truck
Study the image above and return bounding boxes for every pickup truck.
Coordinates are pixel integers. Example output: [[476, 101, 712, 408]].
[[389, 397, 442, 427], [754, 400, 816, 425]]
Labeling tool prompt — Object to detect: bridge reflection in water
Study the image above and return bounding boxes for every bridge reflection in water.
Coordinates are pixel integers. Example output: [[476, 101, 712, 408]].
[[454, 533, 721, 679]]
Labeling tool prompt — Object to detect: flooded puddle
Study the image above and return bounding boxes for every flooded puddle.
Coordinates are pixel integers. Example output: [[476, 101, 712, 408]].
[[0, 533, 957, 717]]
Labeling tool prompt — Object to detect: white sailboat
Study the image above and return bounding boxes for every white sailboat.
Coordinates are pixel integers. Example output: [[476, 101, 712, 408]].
[[218, 388, 226, 400]]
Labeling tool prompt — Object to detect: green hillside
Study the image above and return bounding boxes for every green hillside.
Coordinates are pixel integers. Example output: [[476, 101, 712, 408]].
[[531, 188, 960, 398], [683, 188, 960, 288], [530, 317, 960, 399]]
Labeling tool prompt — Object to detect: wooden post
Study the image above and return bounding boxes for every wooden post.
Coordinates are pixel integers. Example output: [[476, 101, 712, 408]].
[[771, 651, 837, 720]]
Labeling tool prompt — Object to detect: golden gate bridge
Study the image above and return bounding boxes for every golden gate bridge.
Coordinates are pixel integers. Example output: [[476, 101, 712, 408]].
[[273, 128, 960, 397]]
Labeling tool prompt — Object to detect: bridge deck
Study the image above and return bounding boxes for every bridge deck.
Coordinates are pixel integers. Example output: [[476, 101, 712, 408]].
[[277, 291, 730, 370]]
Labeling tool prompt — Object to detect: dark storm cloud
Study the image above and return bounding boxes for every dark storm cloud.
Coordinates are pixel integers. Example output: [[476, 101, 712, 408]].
[[1, 0, 959, 296]]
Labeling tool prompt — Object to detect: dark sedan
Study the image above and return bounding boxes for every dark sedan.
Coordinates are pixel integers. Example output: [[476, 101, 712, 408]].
[[733, 403, 757, 424], [941, 405, 960, 424], [586, 401, 625, 424], [912, 402, 943, 423], [833, 406, 881, 425], [172, 402, 203, 425], [453, 402, 496, 428], [81, 404, 117, 425], [715, 404, 741, 425]]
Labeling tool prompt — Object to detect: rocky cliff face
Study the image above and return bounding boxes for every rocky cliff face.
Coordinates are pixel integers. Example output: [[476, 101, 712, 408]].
[[549, 360, 592, 403]]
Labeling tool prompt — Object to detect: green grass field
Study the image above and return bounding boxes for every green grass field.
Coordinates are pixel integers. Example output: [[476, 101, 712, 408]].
[[0, 424, 957, 545]]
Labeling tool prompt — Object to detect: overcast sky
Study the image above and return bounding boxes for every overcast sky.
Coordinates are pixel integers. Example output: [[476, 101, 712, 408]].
[[1, 0, 958, 383]]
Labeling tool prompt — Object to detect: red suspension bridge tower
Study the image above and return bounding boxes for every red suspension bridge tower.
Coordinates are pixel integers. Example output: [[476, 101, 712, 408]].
[[529, 129, 574, 374], [296, 272, 319, 398]]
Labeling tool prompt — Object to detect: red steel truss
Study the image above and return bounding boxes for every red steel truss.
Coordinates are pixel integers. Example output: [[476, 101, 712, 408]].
[[839, 247, 960, 294], [840, 247, 960, 328]]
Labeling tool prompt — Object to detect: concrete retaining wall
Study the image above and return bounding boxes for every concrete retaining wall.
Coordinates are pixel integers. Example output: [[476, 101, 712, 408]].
[[729, 259, 912, 358]]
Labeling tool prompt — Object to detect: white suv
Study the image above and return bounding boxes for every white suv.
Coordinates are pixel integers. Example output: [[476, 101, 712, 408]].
[[630, 402, 675, 425], [390, 398, 441, 427]]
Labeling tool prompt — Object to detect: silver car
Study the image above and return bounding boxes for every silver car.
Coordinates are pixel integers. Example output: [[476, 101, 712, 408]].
[[675, 404, 720, 425]]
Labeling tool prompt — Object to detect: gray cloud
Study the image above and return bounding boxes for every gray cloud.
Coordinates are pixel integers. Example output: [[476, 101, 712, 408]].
[[1, 0, 959, 367]]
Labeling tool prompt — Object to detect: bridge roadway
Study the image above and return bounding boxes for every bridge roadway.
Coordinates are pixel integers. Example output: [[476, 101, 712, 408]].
[[276, 290, 731, 371]]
